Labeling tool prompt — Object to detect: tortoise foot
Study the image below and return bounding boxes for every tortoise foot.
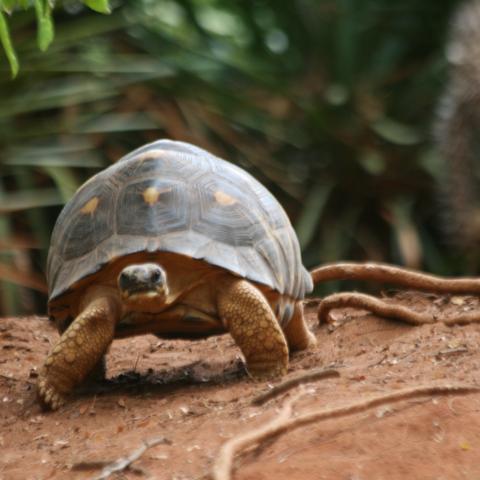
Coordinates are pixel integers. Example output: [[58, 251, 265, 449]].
[[37, 295, 118, 409], [246, 355, 288, 380], [37, 374, 67, 411]]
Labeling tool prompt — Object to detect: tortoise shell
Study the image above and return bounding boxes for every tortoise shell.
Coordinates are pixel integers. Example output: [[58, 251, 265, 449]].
[[47, 140, 313, 303]]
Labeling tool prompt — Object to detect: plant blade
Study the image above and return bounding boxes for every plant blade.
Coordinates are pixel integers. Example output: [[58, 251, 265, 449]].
[[0, 9, 18, 77], [34, 0, 54, 52], [84, 0, 111, 14]]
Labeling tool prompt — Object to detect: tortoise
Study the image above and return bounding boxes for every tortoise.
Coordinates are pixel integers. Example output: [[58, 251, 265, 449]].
[[38, 139, 316, 410]]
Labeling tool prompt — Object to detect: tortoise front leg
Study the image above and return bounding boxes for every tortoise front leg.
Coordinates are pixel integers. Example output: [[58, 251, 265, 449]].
[[38, 295, 121, 410], [217, 278, 289, 378]]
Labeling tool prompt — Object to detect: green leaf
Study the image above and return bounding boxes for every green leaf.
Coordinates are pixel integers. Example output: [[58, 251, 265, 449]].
[[0, 10, 18, 77], [42, 165, 81, 202], [83, 0, 111, 14], [0, 188, 63, 213], [295, 183, 333, 249], [1, 0, 17, 14], [34, 0, 54, 51], [370, 118, 421, 146]]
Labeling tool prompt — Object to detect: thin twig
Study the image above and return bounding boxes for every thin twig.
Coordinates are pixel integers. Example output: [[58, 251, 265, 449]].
[[212, 389, 307, 480], [251, 368, 340, 406], [317, 292, 436, 325], [212, 383, 480, 480], [310, 262, 480, 292], [91, 437, 171, 480], [436, 347, 469, 357]]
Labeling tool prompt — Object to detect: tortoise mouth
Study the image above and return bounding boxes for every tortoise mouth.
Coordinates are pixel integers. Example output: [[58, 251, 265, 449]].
[[120, 285, 168, 300]]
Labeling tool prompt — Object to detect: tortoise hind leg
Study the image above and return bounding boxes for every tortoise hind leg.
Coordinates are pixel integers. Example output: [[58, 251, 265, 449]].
[[38, 294, 120, 410], [217, 278, 289, 378], [283, 302, 317, 352]]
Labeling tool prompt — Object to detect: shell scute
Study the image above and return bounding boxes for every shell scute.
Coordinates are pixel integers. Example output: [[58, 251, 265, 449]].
[[117, 178, 189, 236]]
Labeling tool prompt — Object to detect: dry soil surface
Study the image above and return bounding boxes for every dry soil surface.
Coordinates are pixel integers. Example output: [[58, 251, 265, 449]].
[[2, 292, 480, 480]]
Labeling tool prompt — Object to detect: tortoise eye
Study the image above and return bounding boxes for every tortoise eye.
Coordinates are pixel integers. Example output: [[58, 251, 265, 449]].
[[151, 270, 161, 283]]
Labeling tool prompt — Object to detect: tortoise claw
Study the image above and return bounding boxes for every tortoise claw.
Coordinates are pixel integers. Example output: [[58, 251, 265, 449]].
[[37, 375, 66, 411], [246, 359, 288, 380]]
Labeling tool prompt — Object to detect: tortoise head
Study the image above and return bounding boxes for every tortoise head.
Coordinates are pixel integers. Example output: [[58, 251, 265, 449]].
[[118, 263, 168, 311]]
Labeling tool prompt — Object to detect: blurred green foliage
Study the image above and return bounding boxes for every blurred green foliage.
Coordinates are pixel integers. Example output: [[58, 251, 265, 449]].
[[0, 0, 111, 77], [0, 0, 469, 315]]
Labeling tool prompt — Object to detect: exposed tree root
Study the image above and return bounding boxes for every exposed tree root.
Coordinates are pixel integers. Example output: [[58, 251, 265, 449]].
[[251, 367, 340, 406], [443, 313, 480, 325], [317, 292, 436, 325], [212, 389, 306, 480], [212, 384, 480, 480], [311, 262, 480, 326], [311, 262, 480, 292]]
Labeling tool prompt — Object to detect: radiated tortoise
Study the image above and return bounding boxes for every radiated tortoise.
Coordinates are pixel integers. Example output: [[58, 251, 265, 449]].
[[38, 139, 316, 410]]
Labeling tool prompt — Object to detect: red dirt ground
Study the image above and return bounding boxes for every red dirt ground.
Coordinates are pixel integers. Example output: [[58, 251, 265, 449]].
[[2, 292, 480, 480]]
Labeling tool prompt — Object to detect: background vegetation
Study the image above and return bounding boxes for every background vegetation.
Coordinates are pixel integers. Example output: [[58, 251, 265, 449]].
[[0, 0, 470, 315]]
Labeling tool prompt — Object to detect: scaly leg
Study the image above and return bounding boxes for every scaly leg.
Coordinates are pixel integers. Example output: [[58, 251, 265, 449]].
[[38, 294, 120, 410], [283, 302, 317, 351], [84, 355, 107, 383], [217, 278, 289, 378]]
